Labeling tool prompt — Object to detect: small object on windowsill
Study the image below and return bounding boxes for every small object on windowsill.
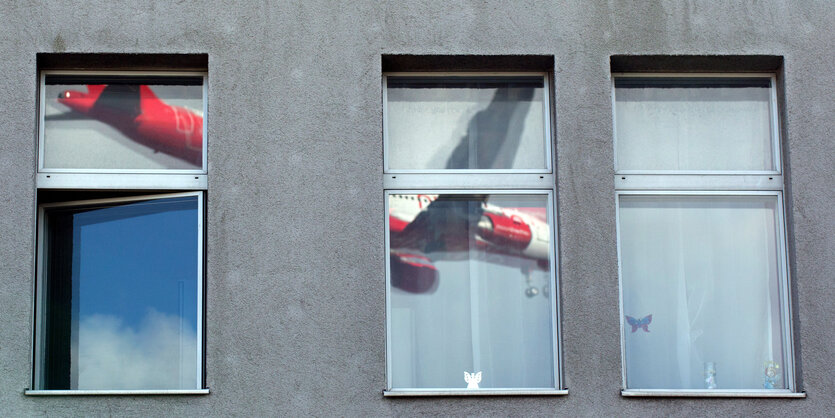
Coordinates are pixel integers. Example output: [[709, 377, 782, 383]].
[[704, 362, 717, 389], [764, 361, 781, 389]]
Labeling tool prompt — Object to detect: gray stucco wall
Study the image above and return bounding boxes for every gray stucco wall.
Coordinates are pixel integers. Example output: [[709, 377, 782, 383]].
[[1, 1, 833, 415]]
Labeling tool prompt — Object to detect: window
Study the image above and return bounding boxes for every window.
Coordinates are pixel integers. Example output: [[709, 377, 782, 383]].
[[35, 193, 203, 390], [613, 74, 798, 396], [383, 73, 563, 395], [29, 70, 207, 394]]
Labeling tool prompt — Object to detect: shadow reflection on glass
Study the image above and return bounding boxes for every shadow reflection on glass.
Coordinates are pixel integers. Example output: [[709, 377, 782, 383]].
[[386, 76, 545, 170], [445, 86, 534, 169]]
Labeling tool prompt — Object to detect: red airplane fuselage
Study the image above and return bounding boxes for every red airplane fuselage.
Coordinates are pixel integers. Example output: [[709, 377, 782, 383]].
[[58, 85, 203, 166]]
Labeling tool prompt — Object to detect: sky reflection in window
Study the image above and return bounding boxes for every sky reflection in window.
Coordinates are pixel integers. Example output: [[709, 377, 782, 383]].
[[40, 195, 199, 390]]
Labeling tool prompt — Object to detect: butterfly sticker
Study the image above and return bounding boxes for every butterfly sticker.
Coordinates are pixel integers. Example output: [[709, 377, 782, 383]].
[[625, 314, 652, 333], [464, 371, 482, 389]]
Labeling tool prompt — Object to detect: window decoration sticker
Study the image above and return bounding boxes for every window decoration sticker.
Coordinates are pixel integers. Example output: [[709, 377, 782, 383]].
[[464, 371, 482, 389], [764, 361, 781, 389], [625, 314, 652, 333]]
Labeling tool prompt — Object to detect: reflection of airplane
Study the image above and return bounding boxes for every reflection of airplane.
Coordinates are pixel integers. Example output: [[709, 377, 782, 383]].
[[389, 194, 550, 294], [389, 82, 550, 295], [55, 85, 203, 166]]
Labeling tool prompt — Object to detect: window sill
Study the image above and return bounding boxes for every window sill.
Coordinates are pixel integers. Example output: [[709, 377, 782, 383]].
[[24, 389, 210, 396], [621, 389, 805, 398], [383, 389, 568, 397]]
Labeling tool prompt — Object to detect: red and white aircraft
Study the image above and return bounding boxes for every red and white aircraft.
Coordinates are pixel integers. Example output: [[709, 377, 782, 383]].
[[389, 194, 551, 294], [56, 84, 203, 166]]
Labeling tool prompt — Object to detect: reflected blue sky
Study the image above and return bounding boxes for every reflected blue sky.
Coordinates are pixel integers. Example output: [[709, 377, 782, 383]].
[[73, 196, 198, 331]]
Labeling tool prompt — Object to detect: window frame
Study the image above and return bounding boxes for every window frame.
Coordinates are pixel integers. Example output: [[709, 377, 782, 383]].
[[37, 70, 208, 191], [28, 191, 206, 395], [382, 71, 564, 396], [612, 72, 800, 397], [28, 67, 209, 396]]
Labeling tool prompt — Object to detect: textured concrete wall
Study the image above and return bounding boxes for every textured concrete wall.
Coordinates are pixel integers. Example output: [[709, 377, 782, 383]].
[[1, 0, 833, 415]]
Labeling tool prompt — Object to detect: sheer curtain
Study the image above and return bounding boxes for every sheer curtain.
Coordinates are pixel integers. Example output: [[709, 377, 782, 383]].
[[619, 195, 785, 389], [390, 195, 555, 389], [615, 80, 774, 171]]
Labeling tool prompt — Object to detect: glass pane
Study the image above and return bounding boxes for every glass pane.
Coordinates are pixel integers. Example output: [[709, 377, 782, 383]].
[[615, 78, 774, 171], [386, 76, 547, 170], [619, 195, 786, 390], [388, 194, 555, 389], [43, 75, 204, 171], [39, 196, 200, 390]]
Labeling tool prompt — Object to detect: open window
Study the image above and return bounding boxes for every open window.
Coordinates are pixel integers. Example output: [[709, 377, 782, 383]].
[[34, 193, 203, 391], [29, 62, 208, 395]]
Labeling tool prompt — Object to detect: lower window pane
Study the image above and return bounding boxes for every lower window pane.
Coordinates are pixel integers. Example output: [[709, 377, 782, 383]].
[[619, 195, 787, 390], [38, 195, 200, 390], [388, 193, 556, 389]]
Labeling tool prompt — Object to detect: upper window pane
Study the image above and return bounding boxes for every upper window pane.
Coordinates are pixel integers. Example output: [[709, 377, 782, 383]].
[[615, 77, 776, 172], [42, 74, 205, 171], [385, 75, 549, 171], [388, 193, 556, 390], [37, 194, 201, 390]]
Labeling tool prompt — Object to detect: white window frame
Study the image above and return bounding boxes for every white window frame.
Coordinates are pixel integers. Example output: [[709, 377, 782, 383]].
[[382, 72, 565, 396], [37, 70, 208, 191], [27, 69, 209, 396], [612, 73, 801, 398]]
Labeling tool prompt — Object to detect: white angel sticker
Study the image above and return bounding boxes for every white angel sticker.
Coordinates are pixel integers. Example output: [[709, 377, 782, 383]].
[[464, 371, 482, 389]]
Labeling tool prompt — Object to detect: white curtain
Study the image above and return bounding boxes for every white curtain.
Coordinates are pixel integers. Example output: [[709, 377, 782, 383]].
[[619, 195, 785, 389], [390, 195, 555, 389], [615, 84, 773, 171]]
